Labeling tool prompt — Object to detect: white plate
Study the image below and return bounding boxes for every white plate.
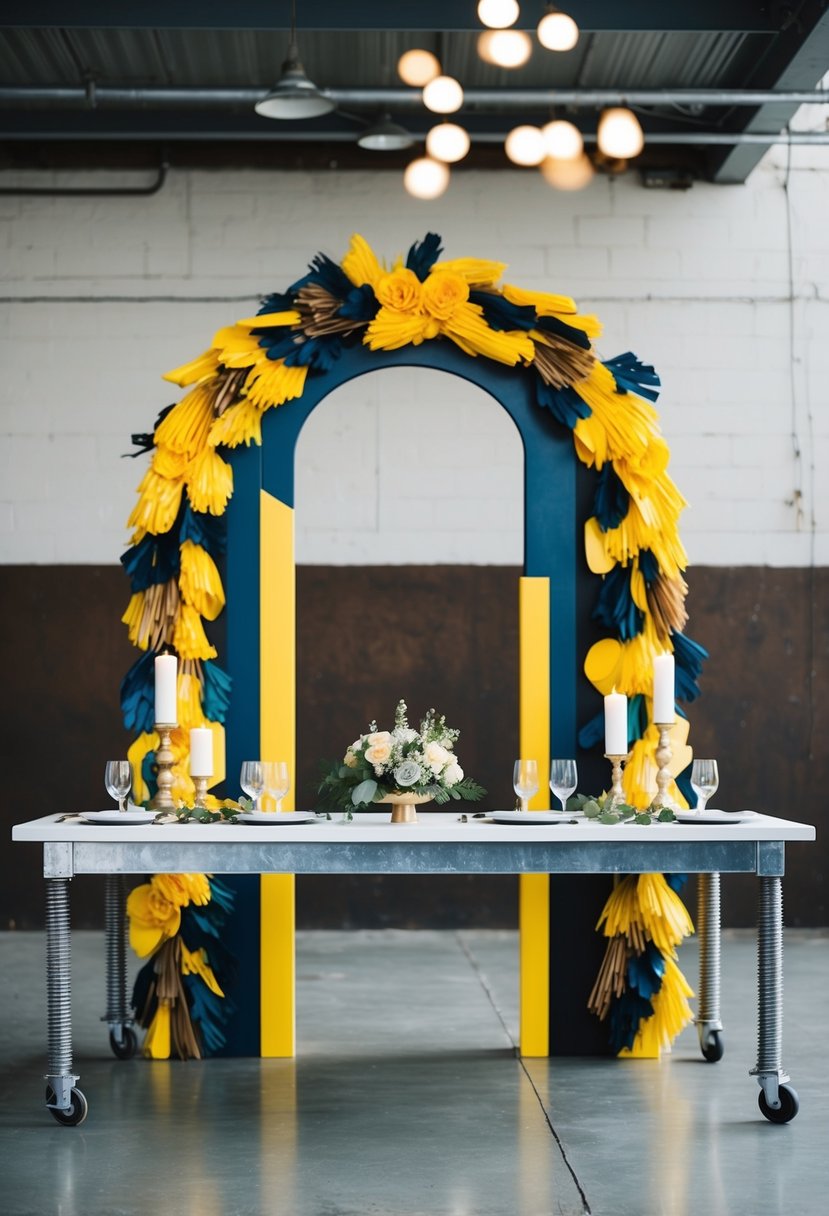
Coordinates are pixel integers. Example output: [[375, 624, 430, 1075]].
[[490, 810, 583, 825], [80, 810, 157, 825], [236, 811, 317, 825], [675, 809, 757, 824]]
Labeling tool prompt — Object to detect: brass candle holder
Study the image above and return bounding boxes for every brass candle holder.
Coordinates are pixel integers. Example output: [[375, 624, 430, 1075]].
[[604, 753, 630, 812], [149, 723, 177, 811], [192, 774, 210, 811], [648, 722, 678, 814]]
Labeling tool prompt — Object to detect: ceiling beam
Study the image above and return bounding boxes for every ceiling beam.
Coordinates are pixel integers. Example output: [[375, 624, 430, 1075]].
[[3, 1, 781, 34], [711, 1, 829, 182]]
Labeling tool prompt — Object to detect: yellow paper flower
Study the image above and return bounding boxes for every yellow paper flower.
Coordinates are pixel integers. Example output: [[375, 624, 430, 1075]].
[[152, 445, 190, 480], [179, 539, 225, 621], [185, 447, 233, 515], [127, 882, 181, 957], [153, 872, 211, 908], [208, 398, 263, 448], [163, 349, 221, 387], [173, 603, 217, 661], [432, 256, 506, 287], [211, 324, 266, 370], [341, 232, 385, 289], [181, 944, 224, 996], [128, 466, 185, 537], [503, 283, 602, 338], [128, 730, 159, 804], [421, 269, 469, 320], [376, 267, 423, 312], [154, 384, 216, 458], [243, 359, 308, 409]]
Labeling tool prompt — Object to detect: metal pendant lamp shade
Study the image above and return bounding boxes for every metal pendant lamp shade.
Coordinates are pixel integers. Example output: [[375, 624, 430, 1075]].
[[357, 114, 415, 151], [255, 44, 335, 119]]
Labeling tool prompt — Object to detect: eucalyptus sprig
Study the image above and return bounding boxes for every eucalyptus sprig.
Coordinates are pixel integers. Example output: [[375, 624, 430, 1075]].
[[569, 792, 676, 826], [176, 797, 246, 824]]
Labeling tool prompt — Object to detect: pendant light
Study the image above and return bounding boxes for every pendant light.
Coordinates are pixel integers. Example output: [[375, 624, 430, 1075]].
[[358, 115, 416, 152], [537, 7, 579, 52], [255, 0, 334, 120], [404, 157, 450, 200], [597, 107, 645, 159]]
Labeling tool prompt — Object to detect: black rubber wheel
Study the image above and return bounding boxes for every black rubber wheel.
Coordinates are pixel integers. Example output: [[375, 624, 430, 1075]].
[[109, 1025, 138, 1060], [702, 1029, 724, 1063], [758, 1083, 799, 1124], [46, 1084, 89, 1127]]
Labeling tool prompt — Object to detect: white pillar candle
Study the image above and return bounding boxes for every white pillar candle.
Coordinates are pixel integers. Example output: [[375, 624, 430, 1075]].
[[604, 689, 628, 755], [154, 653, 178, 725], [190, 727, 213, 777], [653, 653, 676, 723]]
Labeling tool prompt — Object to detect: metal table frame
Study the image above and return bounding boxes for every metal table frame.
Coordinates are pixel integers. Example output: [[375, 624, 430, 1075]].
[[13, 813, 816, 1126]]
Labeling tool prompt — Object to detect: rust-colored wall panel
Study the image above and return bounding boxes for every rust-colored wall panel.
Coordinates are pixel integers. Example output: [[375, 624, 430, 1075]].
[[1, 564, 825, 929]]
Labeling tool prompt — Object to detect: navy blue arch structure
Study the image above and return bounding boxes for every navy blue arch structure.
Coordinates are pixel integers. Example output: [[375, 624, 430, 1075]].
[[221, 341, 596, 1056]]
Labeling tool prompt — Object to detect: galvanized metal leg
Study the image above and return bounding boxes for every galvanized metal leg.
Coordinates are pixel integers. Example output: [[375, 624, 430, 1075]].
[[696, 872, 724, 1060], [45, 877, 79, 1112], [104, 874, 134, 1050], [750, 875, 790, 1109]]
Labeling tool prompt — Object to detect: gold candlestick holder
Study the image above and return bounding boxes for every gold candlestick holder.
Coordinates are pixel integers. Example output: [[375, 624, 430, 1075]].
[[149, 723, 177, 811], [604, 753, 630, 812], [192, 774, 210, 811], [648, 722, 677, 814]]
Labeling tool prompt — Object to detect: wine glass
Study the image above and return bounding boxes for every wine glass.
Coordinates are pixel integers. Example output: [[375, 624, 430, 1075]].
[[550, 759, 578, 812], [105, 760, 132, 814], [240, 760, 265, 812], [691, 758, 719, 815], [263, 760, 290, 813], [513, 759, 539, 813]]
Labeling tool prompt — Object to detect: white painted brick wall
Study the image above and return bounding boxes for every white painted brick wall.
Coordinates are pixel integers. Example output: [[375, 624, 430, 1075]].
[[1, 143, 827, 568]]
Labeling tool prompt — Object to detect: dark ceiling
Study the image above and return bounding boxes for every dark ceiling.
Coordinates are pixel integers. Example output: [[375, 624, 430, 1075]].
[[2, 1, 828, 182]]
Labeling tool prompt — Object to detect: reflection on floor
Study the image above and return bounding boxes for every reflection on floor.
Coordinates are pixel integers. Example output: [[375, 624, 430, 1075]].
[[1, 928, 827, 1216]]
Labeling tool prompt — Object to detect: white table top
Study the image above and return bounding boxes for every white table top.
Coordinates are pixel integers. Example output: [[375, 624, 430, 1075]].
[[11, 810, 817, 846]]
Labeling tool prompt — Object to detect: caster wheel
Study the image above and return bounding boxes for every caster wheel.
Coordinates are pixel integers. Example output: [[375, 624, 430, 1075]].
[[758, 1083, 799, 1124], [702, 1030, 724, 1063], [46, 1085, 89, 1127], [109, 1026, 138, 1060]]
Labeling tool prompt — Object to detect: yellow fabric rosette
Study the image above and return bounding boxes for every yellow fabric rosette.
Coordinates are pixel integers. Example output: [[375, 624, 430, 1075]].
[[127, 882, 182, 958]]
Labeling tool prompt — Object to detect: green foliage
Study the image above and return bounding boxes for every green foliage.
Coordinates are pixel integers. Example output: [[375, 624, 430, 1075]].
[[573, 792, 677, 827]]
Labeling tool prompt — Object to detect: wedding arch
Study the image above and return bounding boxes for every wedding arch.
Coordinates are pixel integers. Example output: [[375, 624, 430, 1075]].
[[120, 233, 706, 1061]]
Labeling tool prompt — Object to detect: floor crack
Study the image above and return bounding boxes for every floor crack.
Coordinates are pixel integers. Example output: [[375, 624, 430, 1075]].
[[455, 932, 592, 1216]]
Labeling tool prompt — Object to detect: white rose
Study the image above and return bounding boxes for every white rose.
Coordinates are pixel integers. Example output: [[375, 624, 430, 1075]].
[[367, 731, 391, 746], [444, 762, 464, 788], [343, 750, 358, 768], [351, 738, 363, 751], [365, 742, 392, 767], [393, 727, 419, 744], [394, 760, 422, 787], [424, 741, 450, 772]]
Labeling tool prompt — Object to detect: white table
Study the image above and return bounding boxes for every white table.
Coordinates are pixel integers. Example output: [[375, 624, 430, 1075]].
[[12, 811, 816, 1125]]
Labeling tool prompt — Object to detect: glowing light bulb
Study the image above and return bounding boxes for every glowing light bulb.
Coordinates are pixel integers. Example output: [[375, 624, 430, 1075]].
[[537, 8, 579, 52], [404, 157, 450, 200], [542, 120, 583, 160], [426, 123, 471, 163], [398, 49, 441, 87], [477, 0, 520, 28], [541, 153, 595, 190], [597, 107, 644, 159], [422, 75, 464, 114], [481, 29, 533, 68], [505, 125, 546, 166]]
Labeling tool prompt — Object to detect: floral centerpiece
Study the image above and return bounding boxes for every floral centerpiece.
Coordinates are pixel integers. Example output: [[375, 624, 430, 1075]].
[[318, 700, 486, 822]]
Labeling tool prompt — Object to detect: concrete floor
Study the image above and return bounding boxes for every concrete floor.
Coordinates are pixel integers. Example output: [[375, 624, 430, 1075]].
[[0, 928, 827, 1216]]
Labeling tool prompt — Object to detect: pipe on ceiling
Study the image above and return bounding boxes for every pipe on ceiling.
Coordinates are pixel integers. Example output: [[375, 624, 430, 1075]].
[[1, 86, 829, 109]]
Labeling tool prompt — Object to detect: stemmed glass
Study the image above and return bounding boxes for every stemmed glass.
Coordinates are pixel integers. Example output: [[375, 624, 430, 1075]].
[[240, 760, 265, 812], [513, 759, 539, 813], [105, 760, 132, 814], [691, 759, 719, 815], [550, 759, 578, 812], [263, 760, 290, 813]]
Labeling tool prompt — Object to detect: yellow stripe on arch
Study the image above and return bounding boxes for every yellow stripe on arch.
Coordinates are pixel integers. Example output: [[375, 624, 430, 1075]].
[[518, 576, 551, 1058], [260, 488, 296, 1058]]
